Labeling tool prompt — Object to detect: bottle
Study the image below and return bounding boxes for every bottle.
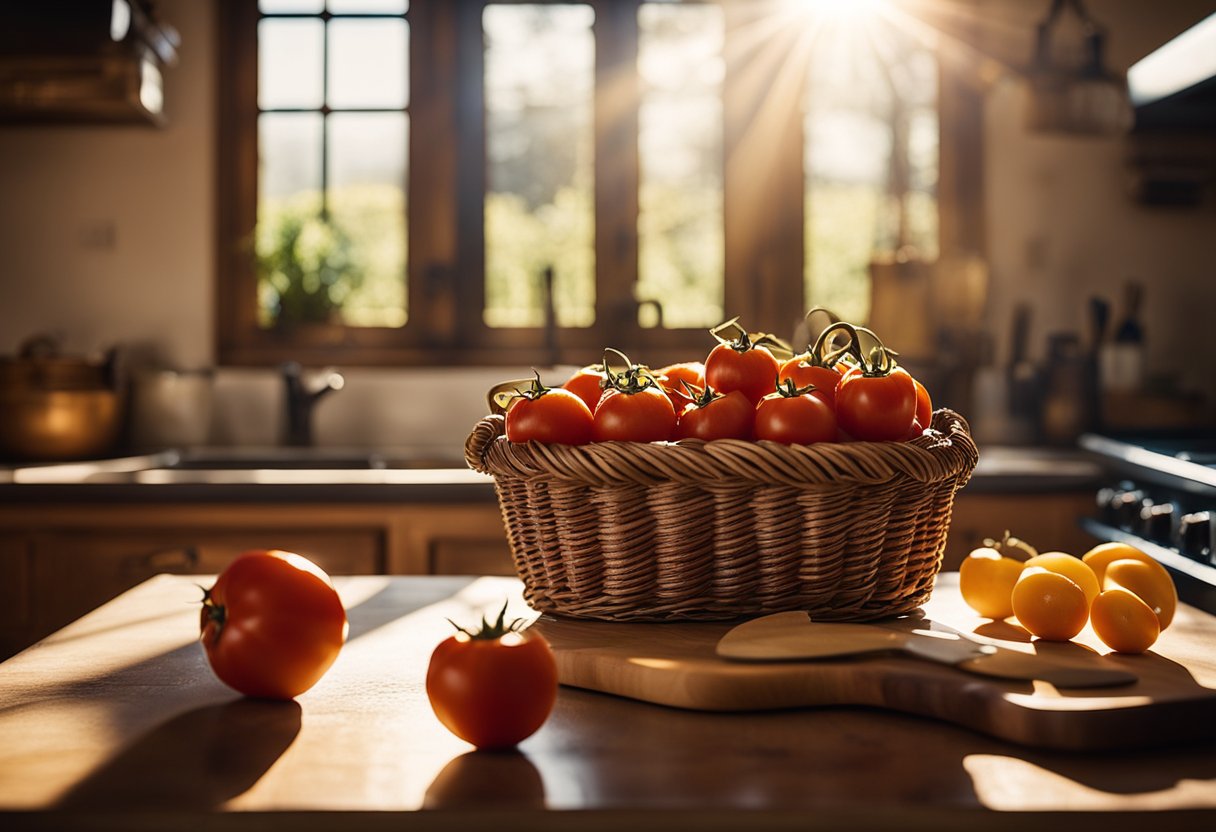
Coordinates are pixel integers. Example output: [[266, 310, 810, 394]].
[[1100, 281, 1144, 393]]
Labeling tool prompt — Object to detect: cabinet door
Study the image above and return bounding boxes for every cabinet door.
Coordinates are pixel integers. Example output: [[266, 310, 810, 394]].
[[30, 529, 382, 643], [390, 505, 514, 576], [944, 492, 1099, 571], [0, 535, 32, 659]]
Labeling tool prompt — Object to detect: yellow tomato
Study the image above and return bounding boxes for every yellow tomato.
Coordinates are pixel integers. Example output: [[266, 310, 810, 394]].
[[1103, 558, 1177, 630], [1081, 542, 1165, 585], [1023, 552, 1100, 608], [1090, 588, 1160, 654], [959, 547, 1025, 619], [1011, 567, 1089, 641]]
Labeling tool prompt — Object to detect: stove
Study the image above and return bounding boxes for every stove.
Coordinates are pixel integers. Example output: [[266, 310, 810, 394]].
[[1080, 432, 1216, 613]]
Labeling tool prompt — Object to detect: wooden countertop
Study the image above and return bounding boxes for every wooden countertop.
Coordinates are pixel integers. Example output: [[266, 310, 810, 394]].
[[1, 575, 1213, 831]]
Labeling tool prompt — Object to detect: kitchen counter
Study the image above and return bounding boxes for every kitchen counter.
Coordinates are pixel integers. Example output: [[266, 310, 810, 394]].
[[0, 443, 1101, 503], [1, 574, 1213, 831]]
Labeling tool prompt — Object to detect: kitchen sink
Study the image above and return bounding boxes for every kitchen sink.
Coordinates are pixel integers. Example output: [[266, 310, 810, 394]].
[[2, 446, 477, 485]]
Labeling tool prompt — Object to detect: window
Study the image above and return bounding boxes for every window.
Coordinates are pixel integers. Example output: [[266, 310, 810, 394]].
[[217, 0, 982, 367]]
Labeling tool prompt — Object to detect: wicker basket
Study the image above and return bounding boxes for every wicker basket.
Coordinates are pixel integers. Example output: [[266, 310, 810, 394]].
[[465, 409, 979, 622]]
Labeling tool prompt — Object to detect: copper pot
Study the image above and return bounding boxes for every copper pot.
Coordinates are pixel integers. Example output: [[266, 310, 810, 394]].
[[0, 336, 121, 461]]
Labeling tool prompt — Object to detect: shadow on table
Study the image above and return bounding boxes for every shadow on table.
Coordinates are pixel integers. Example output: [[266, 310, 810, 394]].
[[423, 749, 547, 810], [54, 697, 301, 811]]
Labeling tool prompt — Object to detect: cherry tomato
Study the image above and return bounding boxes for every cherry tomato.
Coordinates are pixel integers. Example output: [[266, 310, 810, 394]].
[[1011, 567, 1088, 641], [593, 385, 676, 442], [1081, 541, 1168, 586], [705, 340, 780, 404], [426, 605, 557, 750], [505, 385, 594, 446], [656, 361, 706, 411], [754, 383, 836, 444], [777, 356, 842, 407], [912, 377, 933, 429], [1090, 588, 1160, 654], [1022, 552, 1100, 608], [675, 388, 754, 441], [959, 547, 1025, 620], [1103, 558, 1177, 629], [834, 365, 917, 442], [200, 550, 348, 700], [561, 365, 608, 413]]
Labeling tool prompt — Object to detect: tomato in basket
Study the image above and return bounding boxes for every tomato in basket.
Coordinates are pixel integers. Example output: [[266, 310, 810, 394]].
[[561, 365, 609, 413], [776, 355, 843, 408], [504, 373, 594, 446], [836, 365, 917, 442], [675, 387, 754, 441], [755, 380, 836, 444], [591, 351, 676, 442], [704, 318, 781, 405]]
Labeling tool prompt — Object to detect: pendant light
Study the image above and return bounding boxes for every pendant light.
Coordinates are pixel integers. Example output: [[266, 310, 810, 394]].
[[1025, 0, 1131, 135]]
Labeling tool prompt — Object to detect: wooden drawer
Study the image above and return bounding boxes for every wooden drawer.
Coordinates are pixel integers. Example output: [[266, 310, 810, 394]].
[[429, 538, 515, 577], [30, 529, 382, 642]]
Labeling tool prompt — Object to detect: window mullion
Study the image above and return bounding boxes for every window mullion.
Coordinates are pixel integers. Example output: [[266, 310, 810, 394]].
[[593, 0, 641, 344]]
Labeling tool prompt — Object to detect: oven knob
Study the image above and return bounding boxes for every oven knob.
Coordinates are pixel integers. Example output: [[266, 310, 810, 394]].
[[1140, 501, 1176, 544], [1179, 511, 1212, 562], [1113, 489, 1147, 531]]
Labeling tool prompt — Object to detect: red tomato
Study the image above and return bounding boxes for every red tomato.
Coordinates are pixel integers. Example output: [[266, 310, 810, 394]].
[[592, 385, 676, 442], [755, 388, 837, 444], [913, 377, 933, 429], [505, 387, 593, 445], [675, 389, 754, 441], [200, 550, 348, 700], [777, 356, 843, 407], [835, 366, 917, 441], [561, 365, 607, 413], [426, 606, 558, 750], [704, 342, 779, 404], [656, 361, 706, 410]]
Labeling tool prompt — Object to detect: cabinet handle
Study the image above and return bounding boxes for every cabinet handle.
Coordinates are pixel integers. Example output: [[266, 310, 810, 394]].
[[123, 546, 201, 577]]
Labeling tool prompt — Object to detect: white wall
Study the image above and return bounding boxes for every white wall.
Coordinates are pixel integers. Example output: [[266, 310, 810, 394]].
[[1, 1, 1212, 453]]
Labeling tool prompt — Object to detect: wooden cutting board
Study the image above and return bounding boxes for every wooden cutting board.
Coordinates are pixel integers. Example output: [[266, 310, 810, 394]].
[[532, 574, 1216, 751]]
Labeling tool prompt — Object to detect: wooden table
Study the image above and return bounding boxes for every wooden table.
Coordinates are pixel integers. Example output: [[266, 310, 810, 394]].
[[1, 574, 1213, 831]]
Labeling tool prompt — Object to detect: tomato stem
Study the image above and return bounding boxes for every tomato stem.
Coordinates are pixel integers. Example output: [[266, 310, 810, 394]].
[[449, 601, 528, 640], [814, 322, 899, 377], [601, 348, 660, 395], [199, 585, 226, 642]]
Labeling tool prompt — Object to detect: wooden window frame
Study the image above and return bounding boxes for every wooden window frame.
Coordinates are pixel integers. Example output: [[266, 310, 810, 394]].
[[216, 0, 983, 368]]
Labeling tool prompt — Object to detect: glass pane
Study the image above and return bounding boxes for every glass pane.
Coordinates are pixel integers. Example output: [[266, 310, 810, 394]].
[[328, 19, 408, 109], [483, 4, 595, 329], [802, 9, 938, 325], [256, 113, 331, 329], [327, 0, 408, 12], [326, 113, 408, 327], [260, 0, 324, 12], [259, 19, 324, 109], [638, 3, 724, 330]]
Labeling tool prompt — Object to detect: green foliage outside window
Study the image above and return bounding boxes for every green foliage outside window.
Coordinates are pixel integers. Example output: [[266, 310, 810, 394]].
[[256, 185, 405, 329]]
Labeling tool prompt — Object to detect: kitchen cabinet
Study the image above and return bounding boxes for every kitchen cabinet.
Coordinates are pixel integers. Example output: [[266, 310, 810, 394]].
[[944, 491, 1099, 569], [0, 502, 513, 658]]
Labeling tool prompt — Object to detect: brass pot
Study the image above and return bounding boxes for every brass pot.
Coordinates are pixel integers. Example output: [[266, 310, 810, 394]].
[[0, 336, 121, 461]]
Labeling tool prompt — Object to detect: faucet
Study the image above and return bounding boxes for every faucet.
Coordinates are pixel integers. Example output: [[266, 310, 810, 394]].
[[282, 361, 345, 446]]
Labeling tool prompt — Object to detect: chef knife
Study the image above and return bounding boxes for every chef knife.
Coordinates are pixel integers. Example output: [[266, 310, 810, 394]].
[[716, 612, 1137, 689]]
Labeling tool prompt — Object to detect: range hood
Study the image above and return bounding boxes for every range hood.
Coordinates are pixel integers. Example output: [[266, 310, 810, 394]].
[[1125, 13, 1216, 207], [0, 0, 179, 126]]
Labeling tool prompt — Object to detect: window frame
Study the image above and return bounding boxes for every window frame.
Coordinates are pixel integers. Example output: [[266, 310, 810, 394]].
[[216, 0, 983, 368]]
